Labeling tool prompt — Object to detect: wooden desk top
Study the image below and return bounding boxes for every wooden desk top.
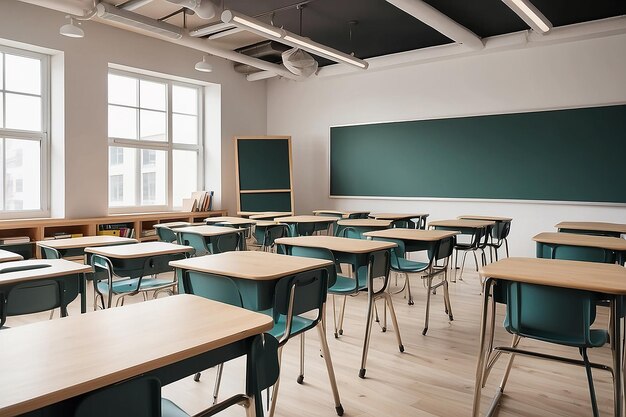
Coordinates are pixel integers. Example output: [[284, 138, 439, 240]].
[[85, 242, 193, 259], [533, 232, 626, 251], [369, 213, 429, 220], [0, 259, 92, 286], [336, 219, 392, 227], [275, 215, 337, 224], [479, 257, 626, 295], [364, 229, 459, 242], [429, 219, 495, 228], [170, 251, 332, 281], [313, 209, 370, 217], [0, 249, 23, 263], [154, 222, 191, 229], [0, 295, 272, 416], [37, 236, 137, 250], [204, 216, 257, 225], [242, 211, 293, 219], [255, 221, 280, 227], [555, 221, 626, 235], [458, 215, 512, 222], [275, 236, 397, 254], [173, 225, 244, 237]]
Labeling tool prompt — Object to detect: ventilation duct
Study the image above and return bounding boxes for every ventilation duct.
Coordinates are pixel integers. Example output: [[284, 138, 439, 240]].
[[233, 41, 289, 74], [282, 48, 318, 77]]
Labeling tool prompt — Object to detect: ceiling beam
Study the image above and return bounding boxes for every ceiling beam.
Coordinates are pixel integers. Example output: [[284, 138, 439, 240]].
[[385, 0, 484, 50]]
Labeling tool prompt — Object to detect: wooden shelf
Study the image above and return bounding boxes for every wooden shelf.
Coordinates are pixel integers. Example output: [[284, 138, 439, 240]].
[[0, 210, 227, 258]]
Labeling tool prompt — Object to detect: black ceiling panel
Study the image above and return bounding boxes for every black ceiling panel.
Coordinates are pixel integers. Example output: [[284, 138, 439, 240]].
[[531, 0, 626, 27]]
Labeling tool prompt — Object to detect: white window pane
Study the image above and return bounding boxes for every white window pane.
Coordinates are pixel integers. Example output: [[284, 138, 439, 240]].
[[0, 139, 4, 207], [4, 138, 40, 210], [141, 149, 166, 205], [5, 93, 41, 131], [108, 105, 137, 139], [140, 110, 166, 141], [140, 80, 166, 111], [108, 74, 137, 107], [173, 150, 198, 208], [0, 93, 3, 128], [173, 85, 198, 115], [109, 147, 137, 207], [5, 54, 41, 95], [0, 53, 3, 90], [173, 114, 198, 145]]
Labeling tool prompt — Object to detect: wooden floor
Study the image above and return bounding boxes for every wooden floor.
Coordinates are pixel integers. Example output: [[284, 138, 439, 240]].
[[7, 264, 615, 417]]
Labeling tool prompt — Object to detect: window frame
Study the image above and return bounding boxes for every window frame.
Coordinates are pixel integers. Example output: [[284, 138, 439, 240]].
[[0, 44, 50, 219], [107, 68, 204, 213]]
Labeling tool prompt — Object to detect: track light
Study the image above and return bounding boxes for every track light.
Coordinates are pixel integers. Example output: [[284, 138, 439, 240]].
[[164, 0, 216, 19], [60, 16, 85, 38], [194, 55, 213, 72], [221, 10, 285, 39], [96, 3, 183, 40], [502, 0, 552, 33]]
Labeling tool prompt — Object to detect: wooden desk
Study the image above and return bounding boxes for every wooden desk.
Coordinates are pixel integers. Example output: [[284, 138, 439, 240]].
[[369, 213, 430, 229], [534, 231, 626, 264], [474, 257, 626, 417], [0, 259, 91, 323], [363, 229, 458, 252], [170, 251, 332, 310], [275, 216, 337, 236], [0, 294, 273, 417], [313, 209, 370, 219], [173, 225, 244, 237], [37, 236, 137, 259], [458, 215, 512, 222], [556, 221, 626, 237], [85, 241, 192, 260], [335, 219, 392, 238], [276, 236, 396, 255], [153, 221, 192, 229], [242, 211, 293, 220], [204, 216, 258, 226], [0, 249, 23, 263], [429, 219, 495, 230]]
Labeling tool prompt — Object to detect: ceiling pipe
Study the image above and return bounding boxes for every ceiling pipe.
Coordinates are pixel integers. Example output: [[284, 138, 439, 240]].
[[119, 0, 155, 11], [17, 0, 302, 80], [385, 0, 484, 50]]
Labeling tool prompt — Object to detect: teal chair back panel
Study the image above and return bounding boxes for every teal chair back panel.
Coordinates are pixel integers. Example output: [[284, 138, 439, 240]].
[[537, 243, 615, 264], [295, 223, 317, 236], [40, 246, 61, 259], [430, 236, 455, 261], [504, 281, 600, 348], [491, 221, 511, 240], [248, 333, 281, 392], [178, 232, 210, 256], [5, 280, 62, 315], [213, 233, 240, 254], [265, 224, 291, 244], [273, 269, 328, 319], [368, 250, 390, 281], [183, 271, 243, 307], [74, 376, 161, 417], [372, 237, 405, 269], [290, 246, 337, 288], [156, 226, 177, 243]]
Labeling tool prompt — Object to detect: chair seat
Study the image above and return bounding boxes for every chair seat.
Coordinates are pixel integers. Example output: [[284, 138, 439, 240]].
[[265, 312, 317, 341], [504, 325, 608, 349], [393, 258, 429, 273], [161, 398, 190, 417], [97, 277, 176, 294], [328, 273, 366, 294]]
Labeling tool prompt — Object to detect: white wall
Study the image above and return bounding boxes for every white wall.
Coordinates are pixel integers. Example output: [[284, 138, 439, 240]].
[[267, 33, 626, 257], [0, 0, 267, 218]]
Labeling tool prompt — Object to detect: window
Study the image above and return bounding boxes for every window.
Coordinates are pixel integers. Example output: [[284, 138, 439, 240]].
[[107, 69, 202, 210], [0, 46, 49, 217]]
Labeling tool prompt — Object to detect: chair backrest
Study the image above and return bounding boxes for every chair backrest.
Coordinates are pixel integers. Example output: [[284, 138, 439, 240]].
[[295, 222, 317, 237], [263, 224, 291, 248], [290, 246, 337, 288], [537, 243, 616, 264], [177, 231, 210, 257], [272, 268, 328, 344], [365, 249, 391, 297], [40, 246, 61, 259], [491, 221, 511, 240], [74, 376, 162, 417], [247, 333, 281, 393], [155, 226, 178, 243], [371, 237, 406, 269], [213, 233, 240, 254], [182, 271, 243, 307], [336, 226, 362, 239], [475, 226, 491, 249], [429, 236, 455, 263], [503, 281, 601, 348]]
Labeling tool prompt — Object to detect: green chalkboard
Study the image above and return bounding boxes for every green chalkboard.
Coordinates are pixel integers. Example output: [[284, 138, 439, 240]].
[[330, 104, 626, 203], [235, 136, 294, 213]]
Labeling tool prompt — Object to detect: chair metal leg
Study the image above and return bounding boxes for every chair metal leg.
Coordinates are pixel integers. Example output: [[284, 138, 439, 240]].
[[331, 295, 339, 338], [505, 238, 510, 258], [406, 273, 414, 305], [268, 346, 284, 417], [423, 274, 433, 335], [337, 295, 347, 336], [297, 334, 305, 384], [382, 292, 404, 353], [359, 296, 375, 379], [458, 251, 469, 281], [581, 348, 600, 417], [213, 363, 224, 405], [443, 274, 453, 321], [472, 251, 479, 271], [316, 322, 344, 416]]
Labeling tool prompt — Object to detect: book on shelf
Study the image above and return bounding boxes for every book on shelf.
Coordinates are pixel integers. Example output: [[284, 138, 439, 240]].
[[182, 198, 197, 212], [188, 190, 214, 212], [141, 229, 157, 237], [0, 236, 31, 245], [98, 223, 134, 238]]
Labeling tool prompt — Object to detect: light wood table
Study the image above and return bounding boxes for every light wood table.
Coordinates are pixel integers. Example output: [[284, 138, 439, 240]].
[[242, 211, 293, 220], [458, 216, 512, 260], [429, 219, 495, 230], [204, 216, 258, 226], [335, 219, 392, 238], [0, 259, 92, 324], [0, 249, 23, 263], [85, 241, 192, 260], [533, 231, 626, 264], [37, 235, 137, 259], [174, 225, 246, 251], [369, 213, 430, 229], [313, 209, 370, 219], [153, 221, 192, 229], [275, 215, 337, 236], [473, 257, 626, 417], [556, 221, 626, 238], [0, 294, 273, 417], [458, 215, 512, 222]]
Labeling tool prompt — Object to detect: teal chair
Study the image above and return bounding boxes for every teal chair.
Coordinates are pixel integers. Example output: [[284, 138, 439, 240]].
[[39, 246, 61, 260], [155, 226, 178, 243], [375, 236, 455, 335], [486, 221, 511, 261], [73, 333, 280, 417], [180, 271, 244, 403], [494, 282, 609, 417], [256, 223, 291, 252], [177, 231, 240, 256], [265, 268, 344, 417]]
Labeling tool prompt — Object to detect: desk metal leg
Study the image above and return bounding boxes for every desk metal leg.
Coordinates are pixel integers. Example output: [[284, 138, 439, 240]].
[[80, 273, 87, 314], [612, 297, 623, 417], [473, 278, 495, 417]]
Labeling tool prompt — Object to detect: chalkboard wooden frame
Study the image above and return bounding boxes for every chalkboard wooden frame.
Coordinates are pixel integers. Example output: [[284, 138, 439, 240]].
[[329, 104, 626, 205], [235, 135, 295, 214]]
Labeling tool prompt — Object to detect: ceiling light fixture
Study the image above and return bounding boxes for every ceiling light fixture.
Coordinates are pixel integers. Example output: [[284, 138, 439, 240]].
[[502, 0, 552, 33], [60, 16, 85, 38], [96, 2, 184, 40], [189, 22, 236, 37], [221, 9, 368, 69], [164, 0, 216, 20], [194, 55, 213, 72]]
